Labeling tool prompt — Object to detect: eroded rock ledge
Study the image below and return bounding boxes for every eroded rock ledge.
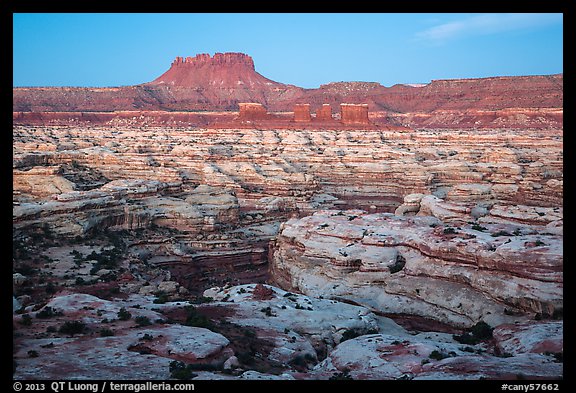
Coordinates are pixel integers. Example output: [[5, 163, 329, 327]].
[[270, 206, 562, 328]]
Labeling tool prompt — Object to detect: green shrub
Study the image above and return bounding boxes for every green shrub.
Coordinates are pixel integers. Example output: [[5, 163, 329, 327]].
[[45, 282, 57, 294], [260, 306, 275, 317], [453, 321, 493, 344], [36, 307, 64, 319], [58, 320, 86, 336], [100, 328, 114, 337], [153, 294, 169, 304], [117, 307, 131, 321], [329, 370, 353, 380], [192, 296, 213, 304], [135, 316, 152, 327], [169, 361, 198, 380], [340, 328, 378, 343], [184, 306, 214, 329], [19, 314, 32, 326], [389, 255, 406, 274], [470, 321, 493, 339], [429, 350, 450, 360]]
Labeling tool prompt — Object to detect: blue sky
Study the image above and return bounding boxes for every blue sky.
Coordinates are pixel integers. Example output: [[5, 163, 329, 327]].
[[13, 13, 563, 88]]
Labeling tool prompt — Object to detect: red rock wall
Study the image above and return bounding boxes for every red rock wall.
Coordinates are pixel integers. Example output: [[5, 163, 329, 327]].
[[238, 103, 269, 121], [294, 104, 311, 122], [341, 104, 369, 125], [171, 52, 255, 69], [315, 104, 332, 121]]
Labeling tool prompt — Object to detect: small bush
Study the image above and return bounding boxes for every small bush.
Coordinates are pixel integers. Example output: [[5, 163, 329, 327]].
[[389, 255, 406, 274], [429, 350, 450, 360], [491, 231, 512, 237], [153, 294, 169, 304], [471, 224, 487, 232], [100, 328, 114, 337], [36, 307, 63, 319], [45, 282, 57, 294], [453, 321, 493, 345], [117, 307, 132, 321], [20, 314, 33, 326], [443, 227, 457, 235], [192, 296, 213, 304], [27, 350, 39, 358], [135, 316, 152, 327], [470, 321, 493, 340], [260, 306, 275, 317], [184, 306, 214, 329], [58, 320, 87, 336], [340, 328, 378, 343], [329, 370, 353, 380], [168, 361, 198, 380]]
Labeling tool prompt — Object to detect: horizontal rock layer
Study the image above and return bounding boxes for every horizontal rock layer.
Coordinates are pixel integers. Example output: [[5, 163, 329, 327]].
[[13, 127, 563, 213], [269, 210, 562, 327], [13, 53, 562, 129]]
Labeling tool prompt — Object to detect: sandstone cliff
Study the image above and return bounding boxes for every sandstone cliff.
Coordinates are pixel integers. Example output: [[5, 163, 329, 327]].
[[13, 53, 563, 129]]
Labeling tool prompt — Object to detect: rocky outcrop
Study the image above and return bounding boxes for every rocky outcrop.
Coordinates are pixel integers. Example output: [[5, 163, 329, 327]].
[[269, 210, 563, 327], [309, 333, 562, 380], [340, 103, 369, 125], [13, 166, 76, 198], [13, 293, 232, 379], [203, 283, 382, 365], [12, 180, 240, 237], [13, 126, 563, 213], [13, 287, 563, 380], [293, 104, 311, 122], [238, 103, 269, 121], [315, 104, 332, 122]]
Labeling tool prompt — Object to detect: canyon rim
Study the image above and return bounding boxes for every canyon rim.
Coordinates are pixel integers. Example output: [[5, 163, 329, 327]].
[[13, 52, 563, 382]]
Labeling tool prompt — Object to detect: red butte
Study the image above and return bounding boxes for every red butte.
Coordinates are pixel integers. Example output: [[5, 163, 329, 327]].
[[293, 104, 311, 122], [340, 103, 369, 125], [315, 104, 333, 121], [238, 103, 269, 121]]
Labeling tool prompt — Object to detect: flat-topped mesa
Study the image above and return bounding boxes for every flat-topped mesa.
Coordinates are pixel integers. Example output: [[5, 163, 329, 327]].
[[171, 52, 255, 70], [238, 103, 269, 121], [340, 103, 369, 125], [315, 104, 333, 122], [293, 104, 311, 122]]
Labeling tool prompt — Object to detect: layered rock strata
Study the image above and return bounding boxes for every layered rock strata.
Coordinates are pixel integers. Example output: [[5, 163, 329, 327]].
[[293, 104, 311, 122], [13, 126, 563, 214], [269, 209, 562, 327], [13, 53, 563, 129], [341, 103, 369, 125], [13, 285, 563, 380], [238, 103, 270, 121], [315, 104, 332, 121]]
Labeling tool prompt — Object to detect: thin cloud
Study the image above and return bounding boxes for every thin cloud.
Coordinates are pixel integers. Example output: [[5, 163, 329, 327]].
[[415, 13, 562, 44]]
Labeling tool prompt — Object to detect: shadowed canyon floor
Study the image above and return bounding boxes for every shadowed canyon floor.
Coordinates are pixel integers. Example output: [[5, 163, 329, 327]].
[[13, 124, 563, 380]]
